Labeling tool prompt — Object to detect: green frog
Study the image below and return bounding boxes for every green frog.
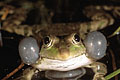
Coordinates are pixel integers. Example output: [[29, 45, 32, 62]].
[[1, 4, 120, 80], [18, 29, 107, 80]]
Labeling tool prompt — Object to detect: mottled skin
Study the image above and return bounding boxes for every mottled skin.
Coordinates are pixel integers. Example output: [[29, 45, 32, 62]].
[[18, 32, 107, 80], [1, 2, 120, 80]]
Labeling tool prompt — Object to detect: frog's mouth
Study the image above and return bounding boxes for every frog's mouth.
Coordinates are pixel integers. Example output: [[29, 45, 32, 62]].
[[33, 54, 93, 71]]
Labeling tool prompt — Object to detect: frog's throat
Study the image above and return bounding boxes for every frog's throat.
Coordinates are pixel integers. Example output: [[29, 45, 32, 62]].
[[33, 54, 93, 71]]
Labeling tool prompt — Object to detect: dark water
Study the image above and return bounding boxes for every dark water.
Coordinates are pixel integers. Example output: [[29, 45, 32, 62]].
[[0, 0, 120, 80]]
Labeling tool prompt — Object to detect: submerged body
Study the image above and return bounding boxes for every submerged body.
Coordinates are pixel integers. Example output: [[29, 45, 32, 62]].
[[17, 23, 108, 80], [18, 31, 107, 80], [1, 3, 120, 80]]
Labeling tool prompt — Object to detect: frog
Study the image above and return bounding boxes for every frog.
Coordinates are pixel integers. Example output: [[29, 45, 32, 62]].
[[16, 26, 107, 80], [1, 1, 120, 80]]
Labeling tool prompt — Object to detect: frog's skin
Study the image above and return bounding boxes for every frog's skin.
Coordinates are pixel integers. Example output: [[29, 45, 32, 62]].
[[1, 2, 120, 80]]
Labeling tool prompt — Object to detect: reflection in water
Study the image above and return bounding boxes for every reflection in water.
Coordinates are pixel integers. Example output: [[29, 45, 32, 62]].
[[45, 68, 86, 80]]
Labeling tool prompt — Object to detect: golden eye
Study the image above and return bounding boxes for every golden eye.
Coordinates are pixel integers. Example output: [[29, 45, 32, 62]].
[[43, 36, 52, 47], [44, 36, 50, 44], [72, 34, 81, 45], [74, 34, 80, 42]]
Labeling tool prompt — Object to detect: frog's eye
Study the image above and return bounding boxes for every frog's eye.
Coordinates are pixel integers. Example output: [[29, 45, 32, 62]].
[[84, 31, 107, 60], [72, 34, 80, 44], [19, 37, 39, 65], [43, 36, 52, 47]]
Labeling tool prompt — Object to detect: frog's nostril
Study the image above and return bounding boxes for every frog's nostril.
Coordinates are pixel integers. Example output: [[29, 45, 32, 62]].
[[59, 48, 70, 59], [84, 31, 107, 60], [19, 37, 39, 65]]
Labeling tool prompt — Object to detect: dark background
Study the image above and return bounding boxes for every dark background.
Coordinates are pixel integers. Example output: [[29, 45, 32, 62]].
[[0, 0, 120, 80]]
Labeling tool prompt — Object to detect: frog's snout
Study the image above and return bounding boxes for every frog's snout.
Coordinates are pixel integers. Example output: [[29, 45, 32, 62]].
[[58, 48, 70, 59]]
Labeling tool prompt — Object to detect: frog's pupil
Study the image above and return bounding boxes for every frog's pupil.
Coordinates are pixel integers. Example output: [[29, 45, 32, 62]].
[[44, 37, 50, 44], [74, 34, 80, 42]]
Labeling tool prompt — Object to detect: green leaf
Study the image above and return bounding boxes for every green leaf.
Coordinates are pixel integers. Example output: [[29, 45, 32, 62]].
[[105, 68, 120, 80]]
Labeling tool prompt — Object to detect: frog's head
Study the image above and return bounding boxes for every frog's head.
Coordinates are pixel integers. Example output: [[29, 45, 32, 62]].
[[18, 31, 107, 71], [40, 33, 86, 60]]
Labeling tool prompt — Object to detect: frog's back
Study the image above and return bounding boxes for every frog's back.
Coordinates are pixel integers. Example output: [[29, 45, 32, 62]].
[[35, 23, 81, 37]]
